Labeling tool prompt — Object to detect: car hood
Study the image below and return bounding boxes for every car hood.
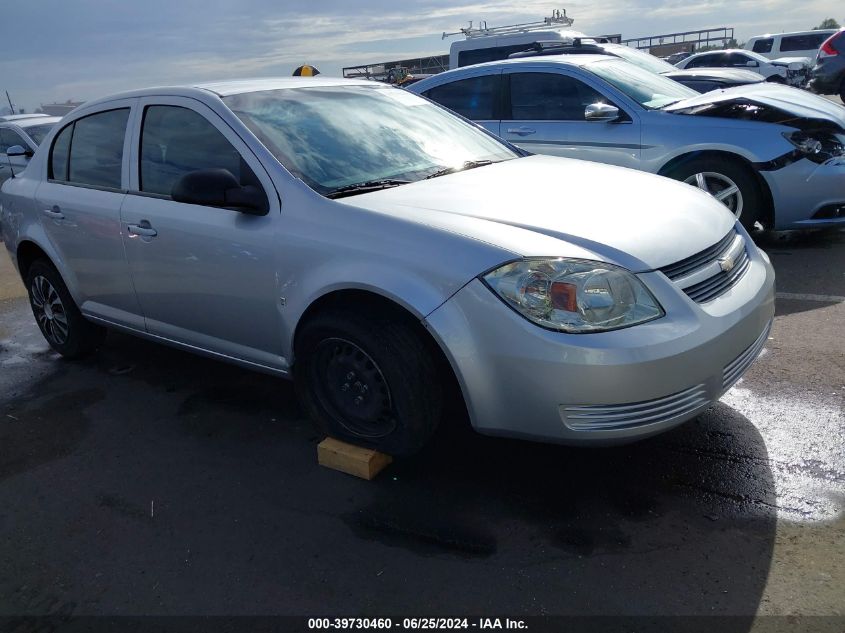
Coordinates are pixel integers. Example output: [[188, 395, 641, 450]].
[[340, 155, 735, 272], [665, 83, 845, 131], [662, 68, 764, 83], [770, 56, 812, 68]]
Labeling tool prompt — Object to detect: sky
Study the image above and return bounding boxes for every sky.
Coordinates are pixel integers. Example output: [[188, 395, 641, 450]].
[[3, 0, 843, 112]]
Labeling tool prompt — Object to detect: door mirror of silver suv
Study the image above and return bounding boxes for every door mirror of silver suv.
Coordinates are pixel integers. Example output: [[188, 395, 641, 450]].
[[584, 103, 621, 122], [171, 168, 268, 215], [5, 145, 32, 158]]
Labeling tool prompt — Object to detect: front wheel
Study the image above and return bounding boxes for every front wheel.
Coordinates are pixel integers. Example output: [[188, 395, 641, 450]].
[[666, 157, 763, 232], [26, 259, 105, 358], [294, 309, 442, 456]]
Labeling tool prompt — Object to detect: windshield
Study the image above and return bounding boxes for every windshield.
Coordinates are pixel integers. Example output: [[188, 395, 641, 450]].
[[223, 85, 518, 196], [605, 44, 677, 74], [585, 58, 698, 108], [23, 124, 56, 146]]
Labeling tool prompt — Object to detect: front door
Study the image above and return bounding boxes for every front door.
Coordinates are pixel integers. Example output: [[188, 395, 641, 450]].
[[501, 70, 643, 170], [120, 98, 284, 371]]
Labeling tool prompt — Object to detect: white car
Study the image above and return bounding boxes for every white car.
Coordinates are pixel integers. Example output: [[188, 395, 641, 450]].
[[675, 49, 811, 87], [746, 29, 838, 61], [0, 114, 62, 184]]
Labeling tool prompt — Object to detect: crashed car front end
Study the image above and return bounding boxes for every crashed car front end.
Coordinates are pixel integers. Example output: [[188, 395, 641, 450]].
[[770, 57, 813, 87], [667, 87, 845, 229]]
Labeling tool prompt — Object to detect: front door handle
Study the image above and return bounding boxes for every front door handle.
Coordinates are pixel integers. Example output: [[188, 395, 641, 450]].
[[127, 222, 158, 238], [506, 127, 536, 136], [42, 205, 64, 219]]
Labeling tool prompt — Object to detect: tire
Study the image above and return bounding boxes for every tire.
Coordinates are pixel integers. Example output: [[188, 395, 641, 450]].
[[839, 78, 845, 104], [294, 309, 442, 456], [665, 156, 763, 232], [25, 259, 105, 358]]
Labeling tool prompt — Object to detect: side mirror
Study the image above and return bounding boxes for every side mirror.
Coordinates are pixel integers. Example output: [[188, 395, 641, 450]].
[[585, 103, 621, 122], [746, 60, 759, 68], [5, 145, 32, 158], [171, 168, 268, 215]]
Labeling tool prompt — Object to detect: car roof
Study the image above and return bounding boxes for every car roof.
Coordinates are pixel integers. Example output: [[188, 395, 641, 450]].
[[8, 116, 62, 129], [0, 113, 51, 122], [71, 77, 386, 112]]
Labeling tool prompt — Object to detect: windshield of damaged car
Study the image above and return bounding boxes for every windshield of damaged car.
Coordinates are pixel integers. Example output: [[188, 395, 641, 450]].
[[223, 85, 518, 196], [24, 124, 55, 146], [586, 58, 698, 109]]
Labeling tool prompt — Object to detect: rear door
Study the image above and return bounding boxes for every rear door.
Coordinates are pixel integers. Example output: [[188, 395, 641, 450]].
[[120, 97, 284, 370], [422, 71, 503, 136], [500, 68, 642, 169], [34, 102, 144, 328]]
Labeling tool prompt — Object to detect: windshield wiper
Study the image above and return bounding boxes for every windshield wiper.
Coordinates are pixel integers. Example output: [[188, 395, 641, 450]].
[[325, 179, 411, 199], [425, 159, 494, 180]]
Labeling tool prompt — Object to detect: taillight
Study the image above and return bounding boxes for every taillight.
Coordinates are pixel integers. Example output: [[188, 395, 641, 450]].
[[819, 33, 841, 58]]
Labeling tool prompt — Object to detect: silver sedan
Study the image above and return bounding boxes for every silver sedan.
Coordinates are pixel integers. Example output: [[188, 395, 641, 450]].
[[0, 78, 774, 454], [410, 55, 845, 231]]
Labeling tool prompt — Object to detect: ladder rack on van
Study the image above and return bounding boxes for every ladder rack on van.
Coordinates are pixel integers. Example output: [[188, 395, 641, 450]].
[[442, 9, 575, 40]]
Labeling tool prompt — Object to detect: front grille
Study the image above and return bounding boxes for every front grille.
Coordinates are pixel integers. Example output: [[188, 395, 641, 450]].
[[683, 248, 750, 303], [562, 384, 709, 431], [659, 228, 750, 304], [722, 319, 772, 390], [660, 229, 736, 281]]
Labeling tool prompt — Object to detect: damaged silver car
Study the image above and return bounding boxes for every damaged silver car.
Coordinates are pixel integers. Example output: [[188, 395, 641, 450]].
[[412, 56, 845, 230]]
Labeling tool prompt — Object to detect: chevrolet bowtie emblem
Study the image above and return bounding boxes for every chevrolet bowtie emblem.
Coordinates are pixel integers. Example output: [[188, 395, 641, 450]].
[[718, 255, 735, 273]]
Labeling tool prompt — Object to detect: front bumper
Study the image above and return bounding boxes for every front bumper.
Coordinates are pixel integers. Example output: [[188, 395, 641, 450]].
[[424, 243, 775, 445], [759, 157, 845, 229]]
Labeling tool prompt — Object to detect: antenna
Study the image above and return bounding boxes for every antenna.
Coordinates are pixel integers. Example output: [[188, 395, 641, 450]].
[[443, 9, 574, 40], [5, 91, 14, 114]]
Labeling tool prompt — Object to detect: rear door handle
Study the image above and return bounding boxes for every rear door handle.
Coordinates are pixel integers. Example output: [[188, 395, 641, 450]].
[[507, 127, 536, 136], [127, 222, 158, 238], [42, 205, 64, 219]]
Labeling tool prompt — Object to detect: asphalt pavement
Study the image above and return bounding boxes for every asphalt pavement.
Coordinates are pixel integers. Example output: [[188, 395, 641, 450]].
[[0, 228, 843, 629]]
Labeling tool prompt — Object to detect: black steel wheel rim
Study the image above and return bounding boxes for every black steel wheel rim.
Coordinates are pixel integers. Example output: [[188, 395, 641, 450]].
[[311, 337, 396, 439], [31, 275, 69, 346]]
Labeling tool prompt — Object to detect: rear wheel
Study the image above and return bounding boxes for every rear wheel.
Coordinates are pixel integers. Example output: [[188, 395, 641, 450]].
[[295, 309, 442, 456], [666, 157, 762, 232], [26, 260, 105, 358]]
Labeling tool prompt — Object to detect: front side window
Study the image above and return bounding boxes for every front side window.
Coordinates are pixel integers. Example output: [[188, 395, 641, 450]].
[[425, 75, 499, 120], [140, 105, 256, 197], [50, 109, 129, 189], [752, 38, 774, 54], [508, 73, 605, 121], [223, 85, 517, 197], [0, 128, 27, 154], [688, 54, 719, 68]]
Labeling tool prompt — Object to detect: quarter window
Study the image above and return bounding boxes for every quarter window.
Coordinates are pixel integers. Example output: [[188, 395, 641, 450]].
[[424, 75, 499, 120], [140, 105, 256, 198], [508, 73, 605, 121], [49, 108, 130, 189]]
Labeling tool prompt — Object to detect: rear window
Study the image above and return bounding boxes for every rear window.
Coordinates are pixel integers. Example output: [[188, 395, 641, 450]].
[[457, 44, 535, 67], [780, 33, 827, 52], [752, 38, 774, 54], [49, 108, 129, 189]]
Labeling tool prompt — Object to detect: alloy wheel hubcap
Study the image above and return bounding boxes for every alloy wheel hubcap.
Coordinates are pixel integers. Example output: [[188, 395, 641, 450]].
[[313, 338, 395, 439], [685, 172, 744, 219], [31, 276, 69, 346]]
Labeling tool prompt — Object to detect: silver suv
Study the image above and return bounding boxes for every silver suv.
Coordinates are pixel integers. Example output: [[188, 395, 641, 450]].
[[1, 78, 774, 454]]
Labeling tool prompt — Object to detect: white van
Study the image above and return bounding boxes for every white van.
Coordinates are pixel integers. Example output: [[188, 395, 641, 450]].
[[449, 28, 587, 69], [745, 30, 838, 60]]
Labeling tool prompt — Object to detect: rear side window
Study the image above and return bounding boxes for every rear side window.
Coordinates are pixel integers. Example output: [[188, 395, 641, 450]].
[[140, 105, 259, 199], [780, 33, 827, 52], [49, 108, 130, 189], [424, 75, 499, 120], [508, 73, 605, 121], [752, 38, 774, 54]]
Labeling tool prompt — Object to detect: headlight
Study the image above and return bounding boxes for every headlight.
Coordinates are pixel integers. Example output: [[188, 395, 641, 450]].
[[482, 258, 664, 333], [784, 130, 845, 164]]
